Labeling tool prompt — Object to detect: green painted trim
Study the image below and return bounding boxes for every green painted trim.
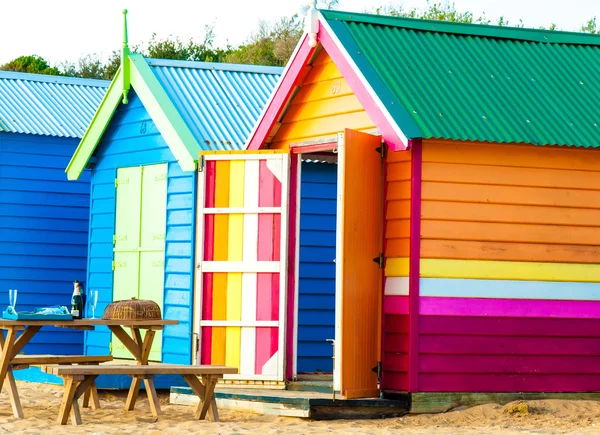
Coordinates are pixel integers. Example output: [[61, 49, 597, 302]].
[[326, 18, 423, 139], [65, 68, 124, 180], [410, 392, 600, 414], [121, 9, 130, 104], [129, 53, 198, 172], [322, 10, 600, 46]]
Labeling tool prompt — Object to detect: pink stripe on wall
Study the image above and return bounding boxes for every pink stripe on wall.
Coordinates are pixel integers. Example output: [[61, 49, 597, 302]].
[[201, 160, 217, 364], [247, 34, 315, 150], [384, 296, 409, 315], [285, 154, 299, 380], [418, 373, 600, 393], [255, 160, 282, 374], [318, 22, 407, 151], [420, 296, 600, 319], [408, 139, 422, 392]]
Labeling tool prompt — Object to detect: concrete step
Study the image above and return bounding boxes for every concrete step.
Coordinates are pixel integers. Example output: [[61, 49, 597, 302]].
[[170, 386, 409, 419]]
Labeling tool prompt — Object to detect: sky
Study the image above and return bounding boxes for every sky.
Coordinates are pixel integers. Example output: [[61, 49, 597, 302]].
[[1, 0, 599, 66]]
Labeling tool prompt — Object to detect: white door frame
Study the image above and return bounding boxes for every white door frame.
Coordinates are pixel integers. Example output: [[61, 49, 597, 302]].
[[193, 153, 290, 381]]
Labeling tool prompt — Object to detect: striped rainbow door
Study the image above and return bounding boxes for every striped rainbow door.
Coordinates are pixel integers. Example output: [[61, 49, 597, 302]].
[[195, 152, 290, 381]]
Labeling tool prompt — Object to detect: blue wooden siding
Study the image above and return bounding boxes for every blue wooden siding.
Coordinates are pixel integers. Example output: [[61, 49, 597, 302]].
[[85, 92, 195, 365], [0, 132, 89, 354], [297, 161, 337, 374]]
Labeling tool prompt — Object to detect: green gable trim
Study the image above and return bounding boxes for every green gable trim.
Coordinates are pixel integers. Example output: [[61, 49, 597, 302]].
[[322, 11, 600, 148], [66, 55, 200, 180], [129, 54, 198, 172], [66, 68, 124, 180], [322, 10, 600, 46], [325, 18, 423, 140]]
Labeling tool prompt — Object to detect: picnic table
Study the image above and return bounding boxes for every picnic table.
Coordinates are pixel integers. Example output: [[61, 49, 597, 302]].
[[0, 318, 177, 418]]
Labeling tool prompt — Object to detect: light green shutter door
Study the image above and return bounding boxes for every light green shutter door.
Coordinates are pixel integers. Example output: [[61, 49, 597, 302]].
[[112, 167, 142, 359], [111, 164, 167, 362], [139, 164, 168, 362]]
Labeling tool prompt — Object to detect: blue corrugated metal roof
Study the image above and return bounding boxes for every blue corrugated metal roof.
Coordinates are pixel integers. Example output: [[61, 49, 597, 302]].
[[147, 59, 282, 150], [0, 71, 109, 139]]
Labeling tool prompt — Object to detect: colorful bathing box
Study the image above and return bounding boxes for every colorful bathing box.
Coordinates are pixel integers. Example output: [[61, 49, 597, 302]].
[[0, 72, 107, 370], [206, 6, 600, 401], [70, 8, 600, 403]]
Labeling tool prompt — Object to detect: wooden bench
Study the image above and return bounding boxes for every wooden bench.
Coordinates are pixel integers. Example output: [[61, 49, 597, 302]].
[[42, 364, 238, 425], [7, 355, 112, 419]]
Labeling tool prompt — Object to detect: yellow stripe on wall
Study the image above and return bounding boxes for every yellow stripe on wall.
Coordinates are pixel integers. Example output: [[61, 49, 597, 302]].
[[225, 160, 245, 369], [385, 257, 410, 277], [421, 259, 600, 283], [211, 160, 230, 365]]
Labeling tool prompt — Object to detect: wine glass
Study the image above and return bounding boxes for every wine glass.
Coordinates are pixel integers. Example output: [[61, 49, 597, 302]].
[[90, 289, 98, 319], [9, 289, 17, 312]]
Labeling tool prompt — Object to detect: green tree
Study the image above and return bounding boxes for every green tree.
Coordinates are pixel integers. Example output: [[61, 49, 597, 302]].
[[0, 55, 61, 75], [581, 17, 599, 33], [145, 25, 232, 63]]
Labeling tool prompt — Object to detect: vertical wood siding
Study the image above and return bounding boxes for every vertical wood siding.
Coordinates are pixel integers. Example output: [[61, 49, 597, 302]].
[[85, 92, 194, 365], [381, 148, 411, 392], [0, 132, 89, 354], [269, 49, 375, 150], [413, 139, 600, 393]]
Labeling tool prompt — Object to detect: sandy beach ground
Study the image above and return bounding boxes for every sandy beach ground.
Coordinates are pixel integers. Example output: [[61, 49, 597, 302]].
[[2, 381, 600, 434]]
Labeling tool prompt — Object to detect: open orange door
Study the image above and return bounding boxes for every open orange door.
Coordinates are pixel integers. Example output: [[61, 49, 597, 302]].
[[335, 129, 384, 398]]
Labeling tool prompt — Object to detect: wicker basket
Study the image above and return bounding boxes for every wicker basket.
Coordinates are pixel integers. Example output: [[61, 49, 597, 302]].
[[102, 298, 162, 320]]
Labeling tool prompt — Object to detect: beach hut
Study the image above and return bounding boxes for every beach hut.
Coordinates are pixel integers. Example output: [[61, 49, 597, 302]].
[[0, 71, 107, 363], [65, 12, 282, 388], [193, 5, 600, 403]]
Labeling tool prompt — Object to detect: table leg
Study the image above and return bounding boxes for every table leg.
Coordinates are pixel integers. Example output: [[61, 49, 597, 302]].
[[183, 374, 219, 422], [198, 376, 218, 421], [144, 376, 161, 418], [89, 383, 101, 410], [58, 376, 79, 425], [6, 369, 23, 418], [125, 376, 142, 411], [0, 328, 17, 394], [122, 328, 155, 412]]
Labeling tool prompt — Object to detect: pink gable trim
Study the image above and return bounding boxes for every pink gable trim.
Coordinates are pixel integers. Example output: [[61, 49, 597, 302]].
[[247, 22, 407, 151], [247, 33, 315, 150], [318, 22, 407, 151]]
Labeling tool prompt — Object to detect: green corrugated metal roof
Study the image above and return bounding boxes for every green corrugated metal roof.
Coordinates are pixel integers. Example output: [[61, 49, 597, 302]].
[[322, 10, 600, 148]]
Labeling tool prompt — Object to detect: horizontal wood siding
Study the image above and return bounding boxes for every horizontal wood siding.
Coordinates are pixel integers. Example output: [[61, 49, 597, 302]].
[[269, 50, 375, 150], [414, 139, 600, 393], [419, 316, 600, 392], [85, 93, 194, 364], [0, 132, 89, 354], [381, 149, 412, 392], [297, 161, 337, 373], [421, 139, 600, 262]]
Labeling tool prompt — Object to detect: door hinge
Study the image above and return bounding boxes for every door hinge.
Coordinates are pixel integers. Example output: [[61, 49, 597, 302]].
[[372, 361, 382, 381], [115, 177, 129, 188], [373, 253, 384, 269], [109, 342, 112, 352], [375, 142, 387, 159], [198, 155, 206, 173], [111, 261, 115, 271]]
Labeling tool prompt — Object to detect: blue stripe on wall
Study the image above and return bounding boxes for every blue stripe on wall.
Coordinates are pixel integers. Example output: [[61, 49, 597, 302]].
[[0, 132, 90, 355], [297, 161, 337, 374], [85, 92, 194, 367], [421, 278, 600, 301]]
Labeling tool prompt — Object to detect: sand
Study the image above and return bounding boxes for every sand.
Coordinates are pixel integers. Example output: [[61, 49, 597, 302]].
[[1, 381, 600, 434]]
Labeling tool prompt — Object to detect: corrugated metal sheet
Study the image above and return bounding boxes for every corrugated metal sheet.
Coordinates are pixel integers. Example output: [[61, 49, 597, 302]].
[[0, 72, 108, 138], [148, 60, 282, 150], [322, 10, 600, 148]]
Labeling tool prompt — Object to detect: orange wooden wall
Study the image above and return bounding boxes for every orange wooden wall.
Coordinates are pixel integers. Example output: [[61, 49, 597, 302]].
[[385, 149, 412, 259], [269, 49, 376, 149], [420, 139, 600, 263]]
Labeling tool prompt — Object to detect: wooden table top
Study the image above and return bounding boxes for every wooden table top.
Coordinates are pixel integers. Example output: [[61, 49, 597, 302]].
[[0, 319, 178, 328]]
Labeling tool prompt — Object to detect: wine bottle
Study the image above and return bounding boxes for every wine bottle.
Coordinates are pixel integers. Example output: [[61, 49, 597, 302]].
[[71, 281, 83, 320]]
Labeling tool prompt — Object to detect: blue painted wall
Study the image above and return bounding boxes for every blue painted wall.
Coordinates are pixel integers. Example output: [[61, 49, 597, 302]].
[[297, 161, 337, 374], [85, 92, 195, 373], [0, 132, 90, 354]]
